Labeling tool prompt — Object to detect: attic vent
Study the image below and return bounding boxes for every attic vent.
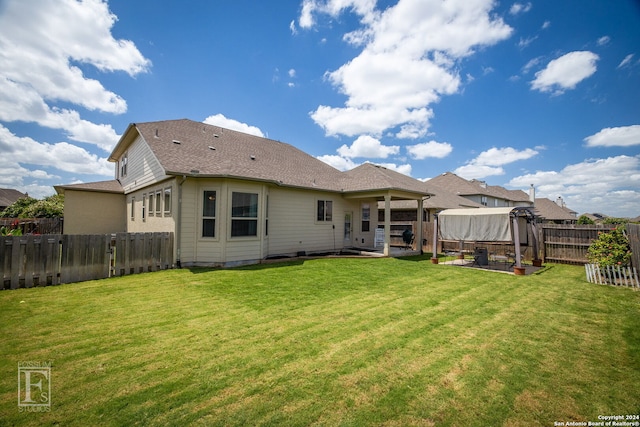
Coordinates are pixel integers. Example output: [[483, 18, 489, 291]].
[[172, 140, 181, 144], [213, 134, 219, 138], [208, 146, 216, 150], [250, 155, 256, 160], [154, 129, 159, 138]]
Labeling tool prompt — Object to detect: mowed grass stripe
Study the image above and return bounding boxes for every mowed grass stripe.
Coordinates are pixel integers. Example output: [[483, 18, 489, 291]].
[[0, 257, 638, 426]]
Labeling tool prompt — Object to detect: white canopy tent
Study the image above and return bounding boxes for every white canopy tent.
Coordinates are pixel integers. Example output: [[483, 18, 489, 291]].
[[431, 207, 538, 269]]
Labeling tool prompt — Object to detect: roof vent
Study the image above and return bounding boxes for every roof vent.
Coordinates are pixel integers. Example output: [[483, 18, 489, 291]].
[[154, 129, 159, 138], [213, 134, 219, 138], [208, 146, 216, 150], [190, 169, 199, 174], [172, 140, 181, 145], [250, 155, 256, 160]]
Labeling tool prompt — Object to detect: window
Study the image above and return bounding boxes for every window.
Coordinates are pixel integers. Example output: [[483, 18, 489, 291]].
[[317, 200, 333, 221], [231, 192, 258, 237], [120, 152, 128, 177], [164, 188, 172, 216], [265, 195, 269, 236], [202, 191, 216, 237], [361, 203, 370, 232], [142, 194, 146, 221], [481, 196, 488, 206], [148, 193, 154, 216], [130, 197, 135, 220], [155, 190, 162, 215]]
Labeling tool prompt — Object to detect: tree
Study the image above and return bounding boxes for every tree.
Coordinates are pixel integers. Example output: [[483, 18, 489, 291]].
[[577, 215, 595, 225], [0, 194, 64, 218], [587, 226, 632, 267]]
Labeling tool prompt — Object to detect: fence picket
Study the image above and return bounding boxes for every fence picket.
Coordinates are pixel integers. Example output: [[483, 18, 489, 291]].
[[0, 233, 173, 290], [585, 263, 639, 289]]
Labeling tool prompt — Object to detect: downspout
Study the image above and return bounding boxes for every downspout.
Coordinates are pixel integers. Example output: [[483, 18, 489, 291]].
[[176, 175, 187, 268]]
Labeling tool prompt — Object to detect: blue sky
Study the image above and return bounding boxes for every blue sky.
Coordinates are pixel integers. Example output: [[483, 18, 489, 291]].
[[0, 0, 639, 217]]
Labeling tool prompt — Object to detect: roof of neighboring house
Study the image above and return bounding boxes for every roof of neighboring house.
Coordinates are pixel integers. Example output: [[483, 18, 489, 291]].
[[55, 180, 124, 194], [426, 172, 530, 203], [0, 188, 27, 208], [533, 198, 577, 221], [380, 183, 484, 211], [110, 119, 430, 197]]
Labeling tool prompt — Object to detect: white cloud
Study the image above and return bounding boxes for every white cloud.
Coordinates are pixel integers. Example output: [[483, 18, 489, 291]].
[[597, 36, 611, 46], [316, 154, 358, 171], [531, 51, 599, 94], [509, 2, 532, 15], [0, 0, 148, 152], [301, 0, 513, 138], [508, 155, 640, 217], [0, 124, 113, 179], [455, 164, 505, 179], [337, 135, 399, 158], [375, 162, 412, 176], [454, 147, 538, 179], [203, 114, 265, 137], [289, 69, 297, 78], [584, 125, 640, 147], [406, 140, 453, 160], [617, 54, 635, 69]]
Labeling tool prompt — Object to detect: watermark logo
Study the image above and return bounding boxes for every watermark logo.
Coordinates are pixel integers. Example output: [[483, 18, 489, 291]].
[[18, 361, 51, 412]]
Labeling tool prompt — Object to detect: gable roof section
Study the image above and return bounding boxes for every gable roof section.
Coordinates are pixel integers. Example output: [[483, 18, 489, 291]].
[[341, 163, 430, 197], [111, 119, 430, 197], [427, 172, 530, 203], [132, 119, 345, 192], [0, 188, 26, 207], [534, 198, 577, 221], [55, 180, 124, 194]]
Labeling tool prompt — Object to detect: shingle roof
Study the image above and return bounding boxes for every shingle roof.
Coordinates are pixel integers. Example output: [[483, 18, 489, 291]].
[[55, 180, 124, 194], [125, 119, 430, 197], [533, 198, 577, 221], [341, 163, 429, 195], [0, 188, 26, 208], [426, 172, 530, 203]]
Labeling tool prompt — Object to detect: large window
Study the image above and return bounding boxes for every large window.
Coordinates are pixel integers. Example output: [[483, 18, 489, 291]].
[[202, 191, 216, 237], [231, 192, 258, 237], [317, 200, 333, 222]]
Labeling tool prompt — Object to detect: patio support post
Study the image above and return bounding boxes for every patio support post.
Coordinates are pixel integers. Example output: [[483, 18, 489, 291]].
[[417, 198, 423, 254], [384, 195, 391, 256], [432, 214, 438, 261], [512, 215, 522, 268]]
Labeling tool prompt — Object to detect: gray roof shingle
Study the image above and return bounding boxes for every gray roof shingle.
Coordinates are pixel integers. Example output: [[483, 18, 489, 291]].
[[124, 119, 430, 197]]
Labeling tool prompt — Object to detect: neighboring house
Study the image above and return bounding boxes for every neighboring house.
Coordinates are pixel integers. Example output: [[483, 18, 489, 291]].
[[379, 172, 532, 222], [378, 183, 484, 222], [532, 197, 578, 224], [426, 172, 532, 208], [56, 119, 431, 267], [0, 188, 27, 212]]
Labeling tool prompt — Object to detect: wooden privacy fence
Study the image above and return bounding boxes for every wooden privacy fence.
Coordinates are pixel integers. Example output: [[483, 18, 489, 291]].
[[627, 223, 640, 269], [1, 232, 173, 290], [540, 223, 617, 264], [585, 264, 639, 289], [0, 217, 63, 234]]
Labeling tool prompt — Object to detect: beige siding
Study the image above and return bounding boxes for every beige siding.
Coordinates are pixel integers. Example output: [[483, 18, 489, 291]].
[[267, 187, 359, 256], [63, 191, 126, 234], [119, 135, 168, 193], [126, 180, 176, 234]]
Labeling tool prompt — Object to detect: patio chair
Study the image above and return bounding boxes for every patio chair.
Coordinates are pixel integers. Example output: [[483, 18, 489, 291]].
[[402, 229, 414, 250]]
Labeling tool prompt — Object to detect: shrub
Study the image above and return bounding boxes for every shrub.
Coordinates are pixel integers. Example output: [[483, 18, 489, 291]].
[[587, 226, 632, 267]]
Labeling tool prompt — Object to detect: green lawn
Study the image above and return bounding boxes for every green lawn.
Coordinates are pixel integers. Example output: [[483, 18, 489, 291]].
[[1, 255, 639, 426]]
